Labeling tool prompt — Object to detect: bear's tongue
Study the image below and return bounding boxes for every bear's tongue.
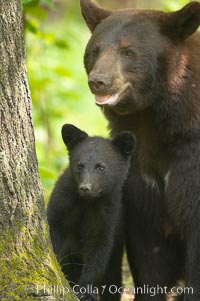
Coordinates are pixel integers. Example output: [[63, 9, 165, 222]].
[[95, 95, 111, 104], [95, 93, 119, 106]]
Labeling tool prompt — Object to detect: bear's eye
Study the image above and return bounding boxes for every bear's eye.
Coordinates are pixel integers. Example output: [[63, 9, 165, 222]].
[[77, 163, 84, 171], [120, 48, 135, 58], [96, 163, 106, 172]]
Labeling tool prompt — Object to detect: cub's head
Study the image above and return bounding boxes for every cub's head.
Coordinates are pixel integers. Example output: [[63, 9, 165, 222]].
[[81, 0, 200, 115], [62, 124, 135, 198]]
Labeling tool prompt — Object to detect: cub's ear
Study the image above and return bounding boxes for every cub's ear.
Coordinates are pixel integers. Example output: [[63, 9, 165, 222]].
[[80, 0, 111, 32], [112, 132, 136, 159], [162, 2, 200, 40], [62, 124, 88, 151]]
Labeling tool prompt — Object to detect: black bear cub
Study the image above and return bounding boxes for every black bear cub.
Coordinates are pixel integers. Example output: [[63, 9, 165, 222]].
[[47, 124, 135, 301]]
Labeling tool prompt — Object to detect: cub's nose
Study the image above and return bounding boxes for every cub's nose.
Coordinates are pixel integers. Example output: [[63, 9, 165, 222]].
[[88, 74, 111, 93], [79, 184, 92, 195]]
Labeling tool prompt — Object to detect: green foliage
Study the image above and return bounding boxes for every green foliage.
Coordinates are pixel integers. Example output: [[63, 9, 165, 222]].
[[22, 0, 54, 33], [25, 1, 107, 201], [22, 0, 53, 7], [164, 0, 194, 10]]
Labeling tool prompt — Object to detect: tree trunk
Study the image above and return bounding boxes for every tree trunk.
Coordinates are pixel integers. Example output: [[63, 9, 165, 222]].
[[0, 1, 76, 300]]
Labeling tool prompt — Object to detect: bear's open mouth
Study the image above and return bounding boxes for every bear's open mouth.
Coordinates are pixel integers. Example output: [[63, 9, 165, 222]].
[[95, 83, 131, 106]]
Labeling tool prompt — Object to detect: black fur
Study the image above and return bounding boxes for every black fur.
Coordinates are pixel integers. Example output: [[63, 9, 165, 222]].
[[47, 124, 135, 301]]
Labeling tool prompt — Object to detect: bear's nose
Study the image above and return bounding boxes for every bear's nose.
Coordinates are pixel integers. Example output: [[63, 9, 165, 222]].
[[79, 184, 92, 195], [88, 74, 111, 93]]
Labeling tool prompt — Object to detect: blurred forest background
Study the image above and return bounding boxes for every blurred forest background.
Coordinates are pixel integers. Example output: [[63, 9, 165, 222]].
[[23, 0, 191, 201]]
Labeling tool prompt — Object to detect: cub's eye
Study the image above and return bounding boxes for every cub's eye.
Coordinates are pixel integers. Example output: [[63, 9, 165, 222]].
[[120, 48, 135, 57], [96, 163, 106, 172], [77, 163, 84, 171]]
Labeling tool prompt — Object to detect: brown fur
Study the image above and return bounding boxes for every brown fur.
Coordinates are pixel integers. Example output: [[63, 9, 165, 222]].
[[81, 1, 200, 300]]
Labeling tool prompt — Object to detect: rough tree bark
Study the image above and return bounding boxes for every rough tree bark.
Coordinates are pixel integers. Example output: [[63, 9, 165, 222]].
[[0, 1, 77, 300]]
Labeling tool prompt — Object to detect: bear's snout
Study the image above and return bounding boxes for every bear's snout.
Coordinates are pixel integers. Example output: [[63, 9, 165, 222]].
[[79, 183, 93, 197], [88, 73, 112, 94]]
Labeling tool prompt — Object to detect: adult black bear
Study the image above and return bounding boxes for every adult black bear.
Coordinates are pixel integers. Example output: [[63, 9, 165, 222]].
[[47, 124, 135, 301], [81, 0, 200, 300]]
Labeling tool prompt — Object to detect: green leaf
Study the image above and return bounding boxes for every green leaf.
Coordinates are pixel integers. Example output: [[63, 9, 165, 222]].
[[24, 19, 39, 33], [22, 0, 39, 7], [39, 166, 56, 180], [54, 39, 69, 49], [25, 7, 47, 20]]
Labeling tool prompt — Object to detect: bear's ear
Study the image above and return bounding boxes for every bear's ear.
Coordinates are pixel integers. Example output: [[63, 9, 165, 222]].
[[162, 2, 200, 40], [112, 132, 136, 159], [62, 124, 88, 151], [80, 0, 112, 32]]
